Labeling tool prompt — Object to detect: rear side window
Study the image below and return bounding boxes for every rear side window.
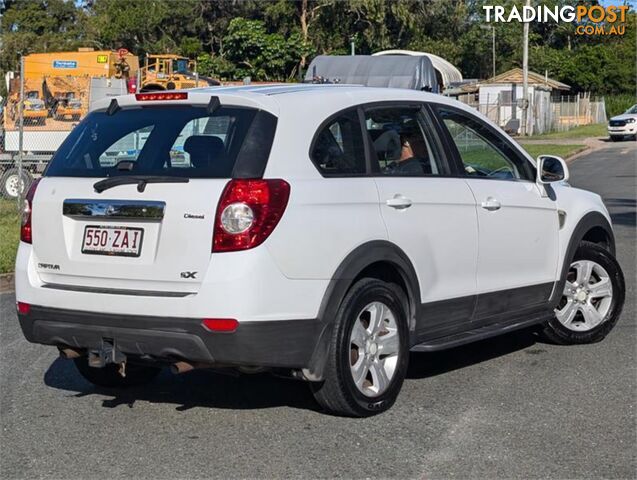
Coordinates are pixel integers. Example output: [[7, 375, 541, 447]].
[[364, 106, 443, 176], [46, 106, 271, 178], [310, 109, 366, 175]]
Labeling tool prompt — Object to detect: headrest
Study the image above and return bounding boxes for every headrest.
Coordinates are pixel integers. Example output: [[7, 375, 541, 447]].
[[183, 136, 224, 169], [373, 130, 401, 161]]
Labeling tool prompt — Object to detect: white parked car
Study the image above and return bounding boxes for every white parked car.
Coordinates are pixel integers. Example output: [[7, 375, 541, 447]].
[[608, 104, 637, 141], [15, 85, 625, 416]]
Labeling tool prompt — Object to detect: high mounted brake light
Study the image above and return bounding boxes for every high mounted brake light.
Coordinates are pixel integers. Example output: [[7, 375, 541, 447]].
[[135, 92, 188, 102]]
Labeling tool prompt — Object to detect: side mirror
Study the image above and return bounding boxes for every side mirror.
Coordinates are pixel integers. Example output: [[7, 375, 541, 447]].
[[537, 155, 569, 184]]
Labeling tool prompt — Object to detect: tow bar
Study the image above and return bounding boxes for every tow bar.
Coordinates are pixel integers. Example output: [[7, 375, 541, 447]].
[[88, 338, 127, 377]]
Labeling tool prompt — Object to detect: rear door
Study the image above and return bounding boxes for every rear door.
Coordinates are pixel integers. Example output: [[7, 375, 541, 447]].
[[434, 105, 559, 318], [33, 102, 275, 293], [365, 104, 479, 334]]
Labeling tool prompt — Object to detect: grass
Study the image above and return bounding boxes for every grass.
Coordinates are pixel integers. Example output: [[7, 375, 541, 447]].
[[0, 200, 20, 274], [525, 123, 607, 140], [521, 143, 586, 160]]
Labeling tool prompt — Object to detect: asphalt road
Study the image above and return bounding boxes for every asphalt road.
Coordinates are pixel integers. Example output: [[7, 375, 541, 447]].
[[1, 141, 635, 479]]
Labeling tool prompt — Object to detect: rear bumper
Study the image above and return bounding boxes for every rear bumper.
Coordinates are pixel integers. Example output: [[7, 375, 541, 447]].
[[18, 305, 326, 369]]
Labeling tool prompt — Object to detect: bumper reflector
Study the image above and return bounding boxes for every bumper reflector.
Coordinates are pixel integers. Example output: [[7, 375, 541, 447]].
[[17, 302, 30, 315], [202, 318, 238, 333]]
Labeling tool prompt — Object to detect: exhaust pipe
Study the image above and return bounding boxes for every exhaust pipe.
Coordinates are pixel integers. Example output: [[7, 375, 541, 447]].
[[171, 361, 195, 374], [59, 347, 82, 359], [170, 361, 212, 374]]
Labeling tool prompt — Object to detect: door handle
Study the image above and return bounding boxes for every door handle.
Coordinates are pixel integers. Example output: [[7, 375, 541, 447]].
[[386, 195, 412, 210], [480, 197, 501, 211]]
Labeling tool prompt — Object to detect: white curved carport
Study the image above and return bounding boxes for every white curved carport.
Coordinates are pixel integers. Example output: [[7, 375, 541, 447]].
[[373, 50, 463, 88]]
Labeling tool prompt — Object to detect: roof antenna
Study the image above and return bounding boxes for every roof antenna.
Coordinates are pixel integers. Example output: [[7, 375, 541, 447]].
[[207, 96, 220, 114], [106, 99, 120, 116]]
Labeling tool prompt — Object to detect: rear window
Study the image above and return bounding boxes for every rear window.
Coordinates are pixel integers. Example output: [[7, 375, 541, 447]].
[[46, 106, 270, 178]]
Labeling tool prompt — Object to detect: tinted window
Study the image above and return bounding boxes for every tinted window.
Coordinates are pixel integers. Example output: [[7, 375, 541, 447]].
[[438, 108, 533, 181], [364, 106, 443, 176], [311, 109, 366, 175], [46, 106, 260, 178]]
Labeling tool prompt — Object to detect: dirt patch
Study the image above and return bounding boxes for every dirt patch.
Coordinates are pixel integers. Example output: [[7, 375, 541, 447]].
[[0, 273, 14, 292]]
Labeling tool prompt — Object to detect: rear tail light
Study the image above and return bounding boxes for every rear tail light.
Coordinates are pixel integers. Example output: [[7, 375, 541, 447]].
[[135, 92, 188, 101], [127, 77, 137, 94], [20, 178, 41, 244], [17, 302, 30, 315], [213, 179, 290, 252], [202, 318, 238, 332]]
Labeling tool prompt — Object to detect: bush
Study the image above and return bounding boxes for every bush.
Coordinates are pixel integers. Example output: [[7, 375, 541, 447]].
[[604, 94, 636, 119]]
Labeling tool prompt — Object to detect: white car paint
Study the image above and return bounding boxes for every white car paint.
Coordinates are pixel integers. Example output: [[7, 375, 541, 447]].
[[15, 85, 611, 328], [608, 104, 637, 139]]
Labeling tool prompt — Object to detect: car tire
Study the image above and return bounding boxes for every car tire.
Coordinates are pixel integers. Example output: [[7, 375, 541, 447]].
[[73, 357, 161, 388], [310, 278, 410, 417], [1, 168, 32, 199], [609, 136, 620, 142], [540, 241, 625, 345]]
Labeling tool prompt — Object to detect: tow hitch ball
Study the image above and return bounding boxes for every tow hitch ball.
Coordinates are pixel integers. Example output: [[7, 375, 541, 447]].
[[88, 339, 127, 377]]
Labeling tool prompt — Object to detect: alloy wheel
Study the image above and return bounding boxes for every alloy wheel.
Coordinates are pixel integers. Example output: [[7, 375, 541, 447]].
[[349, 301, 400, 397], [556, 259, 613, 332]]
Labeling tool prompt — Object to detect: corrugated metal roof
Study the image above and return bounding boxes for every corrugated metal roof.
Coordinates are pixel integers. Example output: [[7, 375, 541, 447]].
[[479, 68, 570, 91]]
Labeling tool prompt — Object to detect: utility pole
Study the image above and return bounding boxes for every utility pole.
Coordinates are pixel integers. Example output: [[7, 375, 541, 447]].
[[480, 25, 496, 79], [491, 26, 496, 78], [350, 37, 355, 56], [521, 0, 530, 136], [17, 54, 24, 207]]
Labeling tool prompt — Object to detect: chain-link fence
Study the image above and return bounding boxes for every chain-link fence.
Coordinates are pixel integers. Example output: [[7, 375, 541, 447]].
[[1, 76, 130, 207], [458, 91, 607, 136]]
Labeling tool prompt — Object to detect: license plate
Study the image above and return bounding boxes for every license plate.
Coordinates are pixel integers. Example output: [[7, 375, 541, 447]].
[[82, 225, 144, 257]]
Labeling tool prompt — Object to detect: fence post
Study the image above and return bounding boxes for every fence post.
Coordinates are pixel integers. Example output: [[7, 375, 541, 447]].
[[17, 54, 25, 209], [576, 94, 580, 127]]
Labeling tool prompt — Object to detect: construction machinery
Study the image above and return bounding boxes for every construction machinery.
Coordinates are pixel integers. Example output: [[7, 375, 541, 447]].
[[7, 86, 47, 126], [1, 49, 139, 198], [139, 54, 218, 91]]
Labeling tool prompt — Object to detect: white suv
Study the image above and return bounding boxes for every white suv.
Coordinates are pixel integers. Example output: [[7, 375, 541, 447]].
[[608, 104, 637, 141], [15, 85, 625, 416]]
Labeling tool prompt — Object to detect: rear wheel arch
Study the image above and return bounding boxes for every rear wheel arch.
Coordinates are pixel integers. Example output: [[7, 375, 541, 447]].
[[306, 241, 421, 380]]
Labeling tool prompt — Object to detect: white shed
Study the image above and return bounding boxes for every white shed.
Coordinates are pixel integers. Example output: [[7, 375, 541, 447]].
[[476, 68, 570, 134]]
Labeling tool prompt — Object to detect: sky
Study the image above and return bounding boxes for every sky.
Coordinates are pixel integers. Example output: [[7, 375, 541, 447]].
[[599, 0, 635, 6]]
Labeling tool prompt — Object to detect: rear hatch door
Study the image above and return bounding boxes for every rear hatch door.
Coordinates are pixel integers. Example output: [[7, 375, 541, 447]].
[[32, 99, 277, 293]]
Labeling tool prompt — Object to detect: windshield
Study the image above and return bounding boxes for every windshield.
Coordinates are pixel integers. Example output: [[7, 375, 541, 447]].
[[46, 106, 258, 178], [173, 59, 189, 74], [625, 105, 637, 114]]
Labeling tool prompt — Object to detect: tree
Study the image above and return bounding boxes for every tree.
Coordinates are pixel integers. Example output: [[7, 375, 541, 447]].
[[1, 0, 88, 73], [0, 0, 633, 95]]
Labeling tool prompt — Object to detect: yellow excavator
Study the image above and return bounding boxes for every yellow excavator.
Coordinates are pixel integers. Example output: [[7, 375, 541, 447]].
[[139, 54, 219, 92]]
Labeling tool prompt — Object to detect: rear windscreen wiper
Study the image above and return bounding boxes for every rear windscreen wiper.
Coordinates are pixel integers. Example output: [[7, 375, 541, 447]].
[[94, 176, 190, 193]]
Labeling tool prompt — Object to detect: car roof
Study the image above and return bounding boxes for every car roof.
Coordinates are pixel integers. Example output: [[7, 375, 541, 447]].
[[193, 83, 451, 102], [91, 83, 466, 122]]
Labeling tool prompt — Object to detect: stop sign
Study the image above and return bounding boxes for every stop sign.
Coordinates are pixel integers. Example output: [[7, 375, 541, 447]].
[[117, 48, 129, 59]]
